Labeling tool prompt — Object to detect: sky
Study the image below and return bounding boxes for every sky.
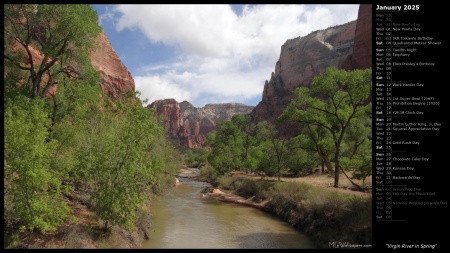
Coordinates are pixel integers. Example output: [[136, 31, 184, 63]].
[[91, 4, 360, 108]]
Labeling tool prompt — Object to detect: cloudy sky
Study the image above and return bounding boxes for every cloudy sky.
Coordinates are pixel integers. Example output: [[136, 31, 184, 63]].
[[91, 4, 360, 108]]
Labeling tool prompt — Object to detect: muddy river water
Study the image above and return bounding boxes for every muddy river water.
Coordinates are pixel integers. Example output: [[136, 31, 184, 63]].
[[141, 172, 315, 249]]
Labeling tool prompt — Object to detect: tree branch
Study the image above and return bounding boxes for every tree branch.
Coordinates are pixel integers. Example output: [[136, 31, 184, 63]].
[[4, 52, 32, 70], [340, 166, 364, 191]]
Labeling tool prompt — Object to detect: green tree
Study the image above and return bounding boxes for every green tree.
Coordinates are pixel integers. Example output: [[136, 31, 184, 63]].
[[280, 67, 372, 187], [290, 125, 334, 174], [340, 115, 372, 190], [205, 114, 262, 175], [185, 148, 209, 168], [185, 149, 196, 166], [45, 71, 102, 182], [4, 96, 71, 246], [4, 4, 101, 99], [256, 121, 288, 181], [206, 120, 243, 175], [285, 135, 321, 176], [231, 114, 259, 173], [78, 103, 167, 230]]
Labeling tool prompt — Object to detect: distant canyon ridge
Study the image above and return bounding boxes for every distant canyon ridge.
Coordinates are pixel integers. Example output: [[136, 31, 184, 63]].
[[147, 100, 254, 149], [148, 4, 372, 148], [19, 4, 371, 149]]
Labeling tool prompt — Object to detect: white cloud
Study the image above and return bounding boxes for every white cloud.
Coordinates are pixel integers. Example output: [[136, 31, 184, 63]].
[[97, 5, 115, 26], [108, 4, 359, 107], [134, 75, 193, 105], [134, 61, 272, 107]]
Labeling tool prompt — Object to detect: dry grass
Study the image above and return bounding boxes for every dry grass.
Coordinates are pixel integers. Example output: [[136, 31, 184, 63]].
[[232, 169, 372, 197]]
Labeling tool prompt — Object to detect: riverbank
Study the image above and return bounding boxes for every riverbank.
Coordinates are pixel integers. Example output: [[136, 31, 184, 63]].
[[202, 187, 268, 210], [193, 167, 372, 249], [231, 169, 372, 197], [9, 167, 370, 249], [4, 174, 177, 249]]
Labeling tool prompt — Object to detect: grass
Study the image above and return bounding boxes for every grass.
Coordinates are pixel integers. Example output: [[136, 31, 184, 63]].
[[213, 174, 372, 249]]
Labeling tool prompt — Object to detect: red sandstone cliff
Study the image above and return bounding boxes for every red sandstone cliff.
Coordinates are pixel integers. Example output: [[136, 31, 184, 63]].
[[352, 4, 372, 70], [148, 99, 254, 149], [9, 29, 135, 100], [90, 30, 135, 99], [148, 99, 184, 137]]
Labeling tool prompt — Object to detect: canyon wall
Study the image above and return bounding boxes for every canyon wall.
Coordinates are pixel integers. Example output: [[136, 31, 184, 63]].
[[148, 99, 254, 149], [251, 4, 372, 125], [148, 4, 372, 148], [90, 30, 136, 99], [11, 29, 135, 100]]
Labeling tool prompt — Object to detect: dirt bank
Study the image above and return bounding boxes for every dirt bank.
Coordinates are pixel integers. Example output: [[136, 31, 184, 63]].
[[202, 188, 268, 210]]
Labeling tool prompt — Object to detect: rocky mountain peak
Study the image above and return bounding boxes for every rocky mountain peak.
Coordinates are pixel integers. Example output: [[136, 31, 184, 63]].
[[148, 99, 254, 149], [251, 4, 371, 124]]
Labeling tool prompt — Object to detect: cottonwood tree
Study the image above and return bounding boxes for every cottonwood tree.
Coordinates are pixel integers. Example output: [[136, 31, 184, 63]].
[[206, 120, 243, 175], [340, 115, 372, 190], [4, 96, 71, 247], [4, 4, 101, 99], [78, 103, 167, 230], [280, 67, 372, 187], [285, 134, 322, 176], [231, 114, 259, 173], [256, 121, 289, 181], [288, 124, 335, 174]]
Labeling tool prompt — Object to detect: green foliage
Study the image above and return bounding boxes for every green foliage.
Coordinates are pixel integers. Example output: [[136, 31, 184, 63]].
[[280, 67, 372, 187], [206, 120, 243, 175], [4, 56, 30, 102], [199, 164, 219, 184], [234, 179, 276, 202], [47, 78, 102, 181], [4, 95, 71, 234], [246, 145, 264, 172], [205, 114, 262, 175], [3, 4, 186, 248], [185, 148, 209, 167], [290, 125, 334, 174], [4, 4, 102, 98], [217, 175, 235, 190], [255, 121, 289, 180], [284, 138, 320, 176], [256, 141, 279, 177], [76, 102, 167, 230], [340, 116, 372, 187], [185, 149, 195, 165]]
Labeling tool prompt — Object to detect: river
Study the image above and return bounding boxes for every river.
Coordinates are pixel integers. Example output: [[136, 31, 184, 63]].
[[141, 171, 316, 249]]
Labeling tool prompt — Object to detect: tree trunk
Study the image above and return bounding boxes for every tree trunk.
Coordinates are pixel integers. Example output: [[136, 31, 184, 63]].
[[103, 220, 109, 231], [334, 151, 340, 188], [322, 155, 333, 173]]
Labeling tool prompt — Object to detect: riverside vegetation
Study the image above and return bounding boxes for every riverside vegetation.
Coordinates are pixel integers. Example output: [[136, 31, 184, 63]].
[[186, 66, 373, 248], [194, 165, 372, 249], [4, 4, 182, 248], [4, 4, 372, 249]]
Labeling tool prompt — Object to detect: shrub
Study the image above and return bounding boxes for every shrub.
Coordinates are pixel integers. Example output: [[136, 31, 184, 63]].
[[199, 164, 218, 184], [235, 179, 275, 202], [217, 175, 235, 190], [265, 181, 371, 248]]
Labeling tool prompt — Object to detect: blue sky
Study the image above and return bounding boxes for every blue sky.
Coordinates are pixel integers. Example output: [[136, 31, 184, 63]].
[[91, 4, 360, 108]]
